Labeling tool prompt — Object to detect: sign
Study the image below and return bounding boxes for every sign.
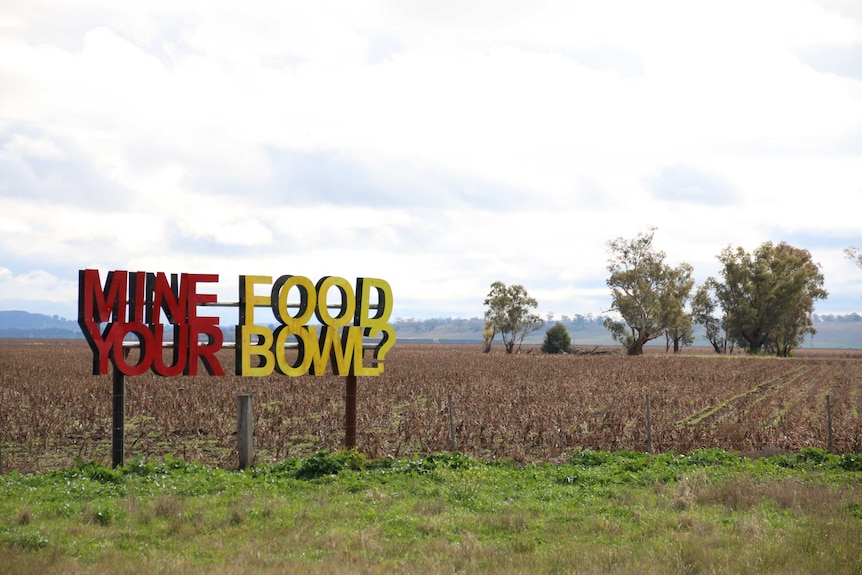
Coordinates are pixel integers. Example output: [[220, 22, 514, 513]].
[[78, 269, 395, 378]]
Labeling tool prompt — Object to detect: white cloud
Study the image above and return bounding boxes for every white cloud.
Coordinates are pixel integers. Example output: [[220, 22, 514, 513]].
[[0, 268, 77, 303], [0, 0, 860, 321]]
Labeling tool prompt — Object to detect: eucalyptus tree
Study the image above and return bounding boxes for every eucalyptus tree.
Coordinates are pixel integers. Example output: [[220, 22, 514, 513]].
[[483, 281, 544, 354], [845, 246, 862, 270], [691, 283, 733, 354], [712, 242, 827, 356], [604, 228, 695, 356]]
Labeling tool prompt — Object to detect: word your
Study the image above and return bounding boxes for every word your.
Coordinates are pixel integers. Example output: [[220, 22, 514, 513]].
[[78, 270, 395, 378]]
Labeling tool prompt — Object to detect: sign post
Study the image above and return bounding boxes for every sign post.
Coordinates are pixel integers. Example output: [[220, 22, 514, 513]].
[[111, 347, 129, 468]]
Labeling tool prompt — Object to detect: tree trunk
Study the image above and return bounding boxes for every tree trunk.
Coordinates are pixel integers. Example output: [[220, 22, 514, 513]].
[[627, 340, 646, 356]]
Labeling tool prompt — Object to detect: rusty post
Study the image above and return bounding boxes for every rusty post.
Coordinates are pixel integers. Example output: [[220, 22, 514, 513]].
[[345, 374, 357, 449]]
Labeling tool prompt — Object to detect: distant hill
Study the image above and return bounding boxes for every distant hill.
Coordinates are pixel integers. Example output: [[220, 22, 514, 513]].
[[0, 310, 82, 338], [1, 310, 860, 349], [392, 314, 862, 350]]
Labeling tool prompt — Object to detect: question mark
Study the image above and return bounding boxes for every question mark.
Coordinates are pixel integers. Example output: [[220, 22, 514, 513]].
[[371, 325, 396, 374]]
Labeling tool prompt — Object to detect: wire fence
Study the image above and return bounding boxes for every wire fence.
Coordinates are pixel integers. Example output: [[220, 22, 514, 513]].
[[1, 387, 859, 473], [2, 342, 861, 472]]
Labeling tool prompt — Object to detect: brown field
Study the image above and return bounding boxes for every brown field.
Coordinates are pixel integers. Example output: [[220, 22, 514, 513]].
[[1, 340, 861, 472]]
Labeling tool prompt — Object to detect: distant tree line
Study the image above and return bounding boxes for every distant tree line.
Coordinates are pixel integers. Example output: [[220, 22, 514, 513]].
[[484, 228, 846, 357]]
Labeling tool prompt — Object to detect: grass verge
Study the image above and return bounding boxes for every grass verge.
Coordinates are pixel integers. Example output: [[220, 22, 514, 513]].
[[2, 448, 861, 574]]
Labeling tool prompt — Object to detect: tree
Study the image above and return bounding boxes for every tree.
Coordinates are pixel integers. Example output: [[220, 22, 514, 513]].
[[664, 318, 694, 353], [483, 281, 544, 354], [541, 323, 572, 354], [712, 242, 827, 356], [482, 319, 496, 353], [691, 283, 733, 354], [847, 246, 862, 305], [604, 228, 694, 356], [845, 246, 862, 270], [661, 262, 696, 353]]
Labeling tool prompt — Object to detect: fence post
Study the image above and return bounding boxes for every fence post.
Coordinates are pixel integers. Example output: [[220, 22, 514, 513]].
[[447, 394, 457, 452], [645, 393, 652, 454], [237, 394, 254, 469], [826, 394, 834, 454]]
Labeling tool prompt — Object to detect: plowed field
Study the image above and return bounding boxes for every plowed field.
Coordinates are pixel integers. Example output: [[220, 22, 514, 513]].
[[1, 340, 860, 472]]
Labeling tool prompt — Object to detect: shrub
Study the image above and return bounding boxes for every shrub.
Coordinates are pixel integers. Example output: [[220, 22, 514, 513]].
[[294, 449, 367, 480], [295, 450, 344, 480], [839, 453, 862, 472], [570, 450, 612, 466], [541, 323, 572, 354], [794, 447, 834, 467]]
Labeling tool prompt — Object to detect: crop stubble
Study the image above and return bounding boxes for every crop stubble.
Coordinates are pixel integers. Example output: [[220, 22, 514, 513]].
[[0, 340, 860, 471]]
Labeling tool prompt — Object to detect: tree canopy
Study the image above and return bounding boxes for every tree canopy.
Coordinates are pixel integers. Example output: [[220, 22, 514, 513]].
[[604, 228, 694, 356], [845, 246, 862, 270], [691, 283, 733, 354], [483, 281, 544, 354], [712, 241, 827, 356]]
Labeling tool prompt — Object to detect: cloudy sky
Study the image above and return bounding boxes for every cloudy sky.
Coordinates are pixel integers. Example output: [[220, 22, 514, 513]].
[[1, 0, 861, 324]]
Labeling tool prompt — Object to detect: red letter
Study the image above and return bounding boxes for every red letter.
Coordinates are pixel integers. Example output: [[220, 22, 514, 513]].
[[151, 323, 188, 376], [148, 272, 183, 325], [78, 269, 128, 324], [128, 271, 148, 323], [186, 321, 224, 376], [78, 269, 128, 374], [182, 273, 219, 323], [111, 322, 155, 376], [80, 322, 117, 375]]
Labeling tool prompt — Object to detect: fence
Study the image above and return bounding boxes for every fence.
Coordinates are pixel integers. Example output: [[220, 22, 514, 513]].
[[1, 387, 856, 474], [2, 342, 861, 473]]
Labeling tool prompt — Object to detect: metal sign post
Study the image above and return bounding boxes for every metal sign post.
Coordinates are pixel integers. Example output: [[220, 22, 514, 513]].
[[112, 347, 130, 468]]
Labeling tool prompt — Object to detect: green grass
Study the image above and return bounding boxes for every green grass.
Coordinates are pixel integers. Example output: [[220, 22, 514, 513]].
[[2, 448, 861, 574]]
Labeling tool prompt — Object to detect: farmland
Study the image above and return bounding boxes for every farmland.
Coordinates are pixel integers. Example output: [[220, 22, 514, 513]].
[[1, 340, 861, 472]]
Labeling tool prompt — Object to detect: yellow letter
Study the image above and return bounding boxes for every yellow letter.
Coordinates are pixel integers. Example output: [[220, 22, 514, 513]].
[[330, 325, 361, 376], [315, 276, 355, 327], [273, 324, 314, 376], [354, 277, 393, 330], [307, 325, 359, 376], [238, 275, 272, 327], [352, 330, 379, 376], [272, 275, 316, 329], [236, 324, 274, 376]]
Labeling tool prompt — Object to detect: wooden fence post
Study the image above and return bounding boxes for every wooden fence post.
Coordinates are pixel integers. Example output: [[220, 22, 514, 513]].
[[826, 394, 834, 454], [645, 393, 652, 454], [447, 394, 457, 452], [237, 394, 254, 469]]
